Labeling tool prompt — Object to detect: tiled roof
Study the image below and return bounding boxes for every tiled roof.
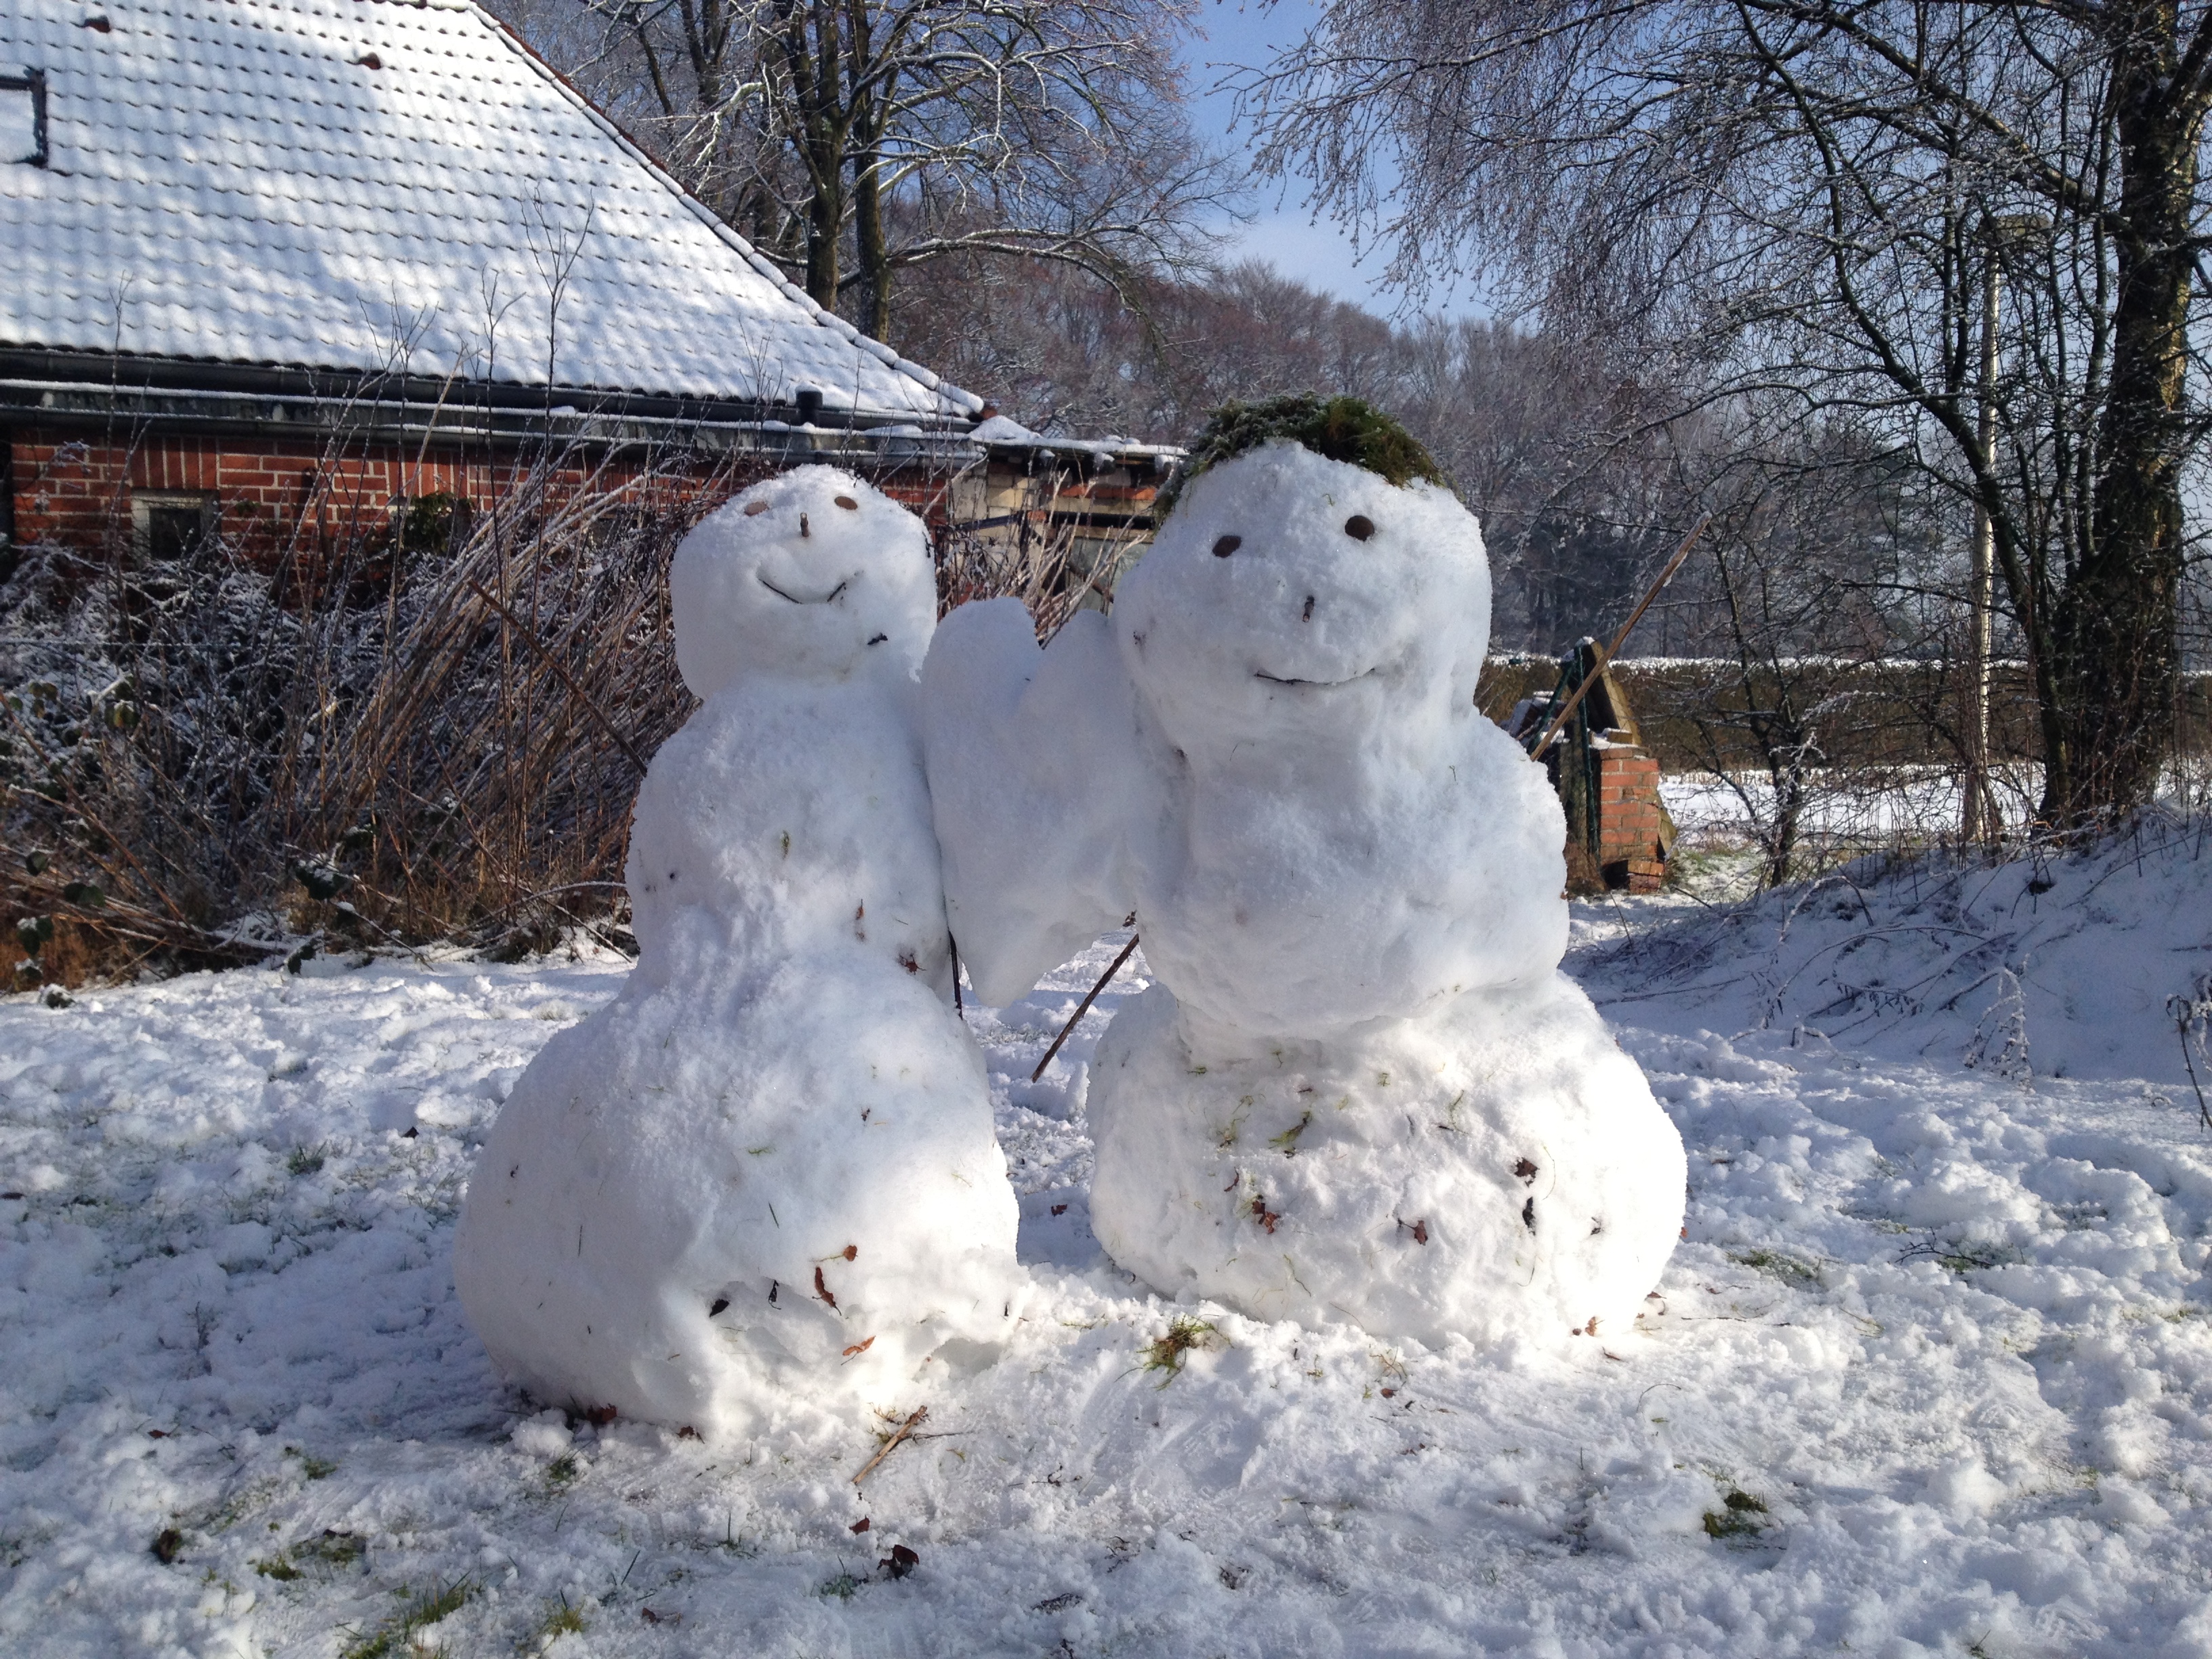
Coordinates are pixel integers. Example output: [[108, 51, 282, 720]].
[[0, 0, 982, 422]]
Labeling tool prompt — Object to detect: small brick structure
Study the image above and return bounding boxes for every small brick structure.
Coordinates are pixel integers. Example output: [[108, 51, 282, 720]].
[[1593, 741, 1670, 893], [1510, 640, 1677, 894]]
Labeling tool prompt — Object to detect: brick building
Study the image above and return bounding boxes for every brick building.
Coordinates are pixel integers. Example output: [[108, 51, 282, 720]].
[[0, 0, 1164, 578]]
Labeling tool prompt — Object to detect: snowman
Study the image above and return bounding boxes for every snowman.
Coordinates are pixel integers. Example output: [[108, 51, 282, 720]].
[[455, 466, 1023, 1438], [921, 404, 1684, 1346]]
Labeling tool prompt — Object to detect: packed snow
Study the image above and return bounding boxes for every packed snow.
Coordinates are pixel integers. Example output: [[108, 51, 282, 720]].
[[924, 442, 1684, 1345], [5, 834, 2212, 1654], [454, 467, 1021, 1439]]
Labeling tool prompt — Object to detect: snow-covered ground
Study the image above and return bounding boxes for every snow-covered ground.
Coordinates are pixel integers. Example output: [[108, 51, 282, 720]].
[[1659, 767, 2047, 846], [5, 835, 2212, 1657]]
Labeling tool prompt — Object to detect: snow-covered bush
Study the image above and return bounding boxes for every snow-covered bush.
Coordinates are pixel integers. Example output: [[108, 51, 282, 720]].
[[0, 445, 739, 984]]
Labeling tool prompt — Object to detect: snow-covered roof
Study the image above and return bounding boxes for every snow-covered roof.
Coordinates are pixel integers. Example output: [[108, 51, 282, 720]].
[[0, 0, 982, 423]]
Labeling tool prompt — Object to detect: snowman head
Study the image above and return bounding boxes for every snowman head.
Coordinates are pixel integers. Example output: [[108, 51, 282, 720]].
[[670, 466, 935, 696], [1113, 440, 1490, 761]]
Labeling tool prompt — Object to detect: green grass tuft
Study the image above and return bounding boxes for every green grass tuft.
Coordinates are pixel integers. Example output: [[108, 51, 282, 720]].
[[530, 1595, 588, 1642], [283, 1445, 338, 1479], [817, 1571, 865, 1601], [289, 1530, 367, 1569], [1728, 1248, 1822, 1290], [1140, 1316, 1219, 1386], [1702, 1488, 1769, 1539], [339, 1577, 474, 1659], [1156, 394, 1444, 517]]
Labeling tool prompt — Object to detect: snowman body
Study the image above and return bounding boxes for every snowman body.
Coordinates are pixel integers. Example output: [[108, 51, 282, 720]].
[[455, 467, 1021, 1437], [924, 441, 1683, 1345]]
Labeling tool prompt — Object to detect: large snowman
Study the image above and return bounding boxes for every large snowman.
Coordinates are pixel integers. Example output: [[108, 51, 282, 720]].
[[455, 466, 1022, 1437], [922, 401, 1684, 1346]]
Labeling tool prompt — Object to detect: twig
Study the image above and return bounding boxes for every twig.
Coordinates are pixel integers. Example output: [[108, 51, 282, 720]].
[[464, 579, 651, 774], [851, 1407, 927, 1486], [1031, 934, 1140, 1082], [2172, 986, 2212, 1131], [1527, 516, 1710, 759]]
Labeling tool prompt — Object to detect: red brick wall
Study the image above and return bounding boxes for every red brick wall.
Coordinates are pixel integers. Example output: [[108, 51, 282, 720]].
[[3, 428, 792, 565], [1595, 747, 1667, 892]]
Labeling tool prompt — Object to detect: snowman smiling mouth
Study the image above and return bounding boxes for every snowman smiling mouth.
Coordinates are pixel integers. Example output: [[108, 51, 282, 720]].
[[756, 573, 851, 605], [1254, 665, 1376, 689]]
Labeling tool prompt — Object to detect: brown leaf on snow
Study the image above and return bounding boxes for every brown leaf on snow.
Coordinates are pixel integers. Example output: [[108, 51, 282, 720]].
[[842, 1336, 876, 1358], [851, 1516, 872, 1534]]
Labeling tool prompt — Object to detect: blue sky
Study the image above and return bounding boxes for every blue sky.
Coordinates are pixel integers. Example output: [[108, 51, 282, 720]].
[[1178, 1, 1481, 319]]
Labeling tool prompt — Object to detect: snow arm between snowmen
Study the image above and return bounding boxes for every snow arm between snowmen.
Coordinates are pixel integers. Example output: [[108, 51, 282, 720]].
[[919, 599, 1166, 1006]]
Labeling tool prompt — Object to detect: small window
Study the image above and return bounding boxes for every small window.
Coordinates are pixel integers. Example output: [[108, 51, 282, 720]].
[[134, 493, 218, 562], [1, 68, 45, 168]]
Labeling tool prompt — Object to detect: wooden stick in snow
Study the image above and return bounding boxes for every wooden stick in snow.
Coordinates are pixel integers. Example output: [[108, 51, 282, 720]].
[[851, 1406, 928, 1486], [1030, 933, 1141, 1083], [1525, 516, 1710, 760]]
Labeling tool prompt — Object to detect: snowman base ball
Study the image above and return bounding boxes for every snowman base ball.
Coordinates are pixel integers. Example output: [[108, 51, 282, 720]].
[[455, 956, 1021, 1439], [1086, 974, 1687, 1348]]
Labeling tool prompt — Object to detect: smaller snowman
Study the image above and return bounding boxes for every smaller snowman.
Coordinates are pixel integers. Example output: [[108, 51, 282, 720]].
[[455, 466, 1023, 1438], [922, 398, 1684, 1347]]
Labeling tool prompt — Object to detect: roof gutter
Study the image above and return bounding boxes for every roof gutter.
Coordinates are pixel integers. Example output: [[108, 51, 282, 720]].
[[0, 352, 1180, 477]]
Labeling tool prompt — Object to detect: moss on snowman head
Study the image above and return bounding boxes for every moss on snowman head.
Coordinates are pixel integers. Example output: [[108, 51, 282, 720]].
[[1160, 394, 1443, 518]]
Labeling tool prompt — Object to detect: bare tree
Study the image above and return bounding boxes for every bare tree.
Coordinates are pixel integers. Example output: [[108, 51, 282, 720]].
[[498, 0, 1225, 342], [1244, 1, 2212, 830]]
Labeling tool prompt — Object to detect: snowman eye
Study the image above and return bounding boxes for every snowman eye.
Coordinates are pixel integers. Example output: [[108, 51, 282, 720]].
[[743, 500, 769, 516], [1212, 535, 1242, 558], [1344, 515, 1375, 541], [834, 495, 859, 511]]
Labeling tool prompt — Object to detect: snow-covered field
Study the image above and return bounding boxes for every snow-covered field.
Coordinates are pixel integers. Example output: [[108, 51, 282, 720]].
[[5, 834, 2212, 1657]]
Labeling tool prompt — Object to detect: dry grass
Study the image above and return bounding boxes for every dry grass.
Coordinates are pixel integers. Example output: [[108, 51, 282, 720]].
[[1, 438, 747, 984], [2, 424, 1145, 987]]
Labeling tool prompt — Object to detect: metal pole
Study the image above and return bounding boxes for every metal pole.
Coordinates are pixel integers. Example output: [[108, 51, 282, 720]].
[[1966, 243, 1999, 845]]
